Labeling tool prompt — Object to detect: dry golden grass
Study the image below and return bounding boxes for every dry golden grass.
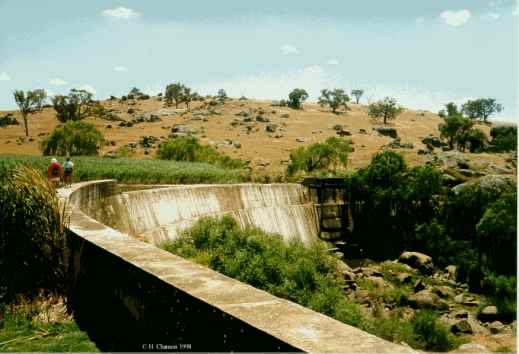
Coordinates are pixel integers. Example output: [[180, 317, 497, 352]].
[[0, 97, 505, 175]]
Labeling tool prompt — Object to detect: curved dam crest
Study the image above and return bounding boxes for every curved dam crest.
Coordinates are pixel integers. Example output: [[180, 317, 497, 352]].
[[89, 183, 319, 246]]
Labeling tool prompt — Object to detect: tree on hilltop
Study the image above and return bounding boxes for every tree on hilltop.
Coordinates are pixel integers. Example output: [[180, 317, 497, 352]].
[[351, 89, 364, 104], [165, 83, 185, 108], [461, 98, 503, 123], [368, 97, 404, 125], [288, 88, 309, 109], [52, 89, 93, 123], [13, 89, 47, 137], [318, 89, 350, 113]]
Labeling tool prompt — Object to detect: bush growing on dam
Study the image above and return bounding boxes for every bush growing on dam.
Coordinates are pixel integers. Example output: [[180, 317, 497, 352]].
[[0, 166, 68, 305], [41, 121, 104, 156], [0, 154, 246, 184], [157, 136, 246, 170], [161, 216, 364, 326]]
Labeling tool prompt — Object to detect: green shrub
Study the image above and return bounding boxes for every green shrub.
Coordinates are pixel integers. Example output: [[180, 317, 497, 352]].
[[0, 167, 67, 305], [490, 125, 517, 152], [41, 121, 104, 156], [287, 137, 351, 177], [157, 136, 245, 169], [480, 273, 516, 322], [161, 216, 363, 327], [411, 310, 459, 351], [52, 89, 93, 123]]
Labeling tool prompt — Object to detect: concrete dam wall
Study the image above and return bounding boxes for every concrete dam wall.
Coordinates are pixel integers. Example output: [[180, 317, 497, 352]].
[[87, 183, 319, 246], [60, 180, 412, 352]]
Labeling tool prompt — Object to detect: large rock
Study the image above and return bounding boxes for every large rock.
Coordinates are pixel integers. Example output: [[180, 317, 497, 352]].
[[452, 174, 514, 195], [398, 251, 434, 274], [422, 135, 443, 148], [376, 127, 398, 139], [451, 320, 473, 334], [266, 124, 278, 133], [457, 343, 489, 353], [488, 321, 505, 334], [479, 305, 498, 322], [408, 290, 448, 310]]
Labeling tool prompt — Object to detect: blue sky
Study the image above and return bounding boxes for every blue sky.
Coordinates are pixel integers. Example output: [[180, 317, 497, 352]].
[[0, 0, 517, 121]]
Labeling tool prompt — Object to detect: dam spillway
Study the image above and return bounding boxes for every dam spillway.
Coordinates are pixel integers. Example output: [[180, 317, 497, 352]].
[[61, 180, 412, 352], [82, 183, 319, 246]]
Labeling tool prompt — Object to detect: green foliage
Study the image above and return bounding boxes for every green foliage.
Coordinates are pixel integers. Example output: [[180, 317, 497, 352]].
[[368, 97, 403, 125], [157, 136, 245, 169], [480, 273, 516, 322], [288, 88, 309, 109], [318, 89, 350, 113], [0, 155, 246, 184], [41, 121, 104, 156], [217, 89, 228, 103], [462, 98, 503, 122], [13, 89, 47, 137], [476, 190, 517, 276], [161, 216, 364, 327], [351, 89, 364, 104], [0, 167, 67, 305], [0, 305, 98, 352], [164, 83, 198, 108], [489, 125, 517, 152], [410, 310, 459, 351], [287, 137, 352, 177], [52, 89, 93, 123], [438, 102, 487, 152]]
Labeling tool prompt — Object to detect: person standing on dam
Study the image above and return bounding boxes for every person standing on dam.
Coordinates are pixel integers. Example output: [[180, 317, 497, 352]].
[[63, 157, 74, 187], [47, 158, 62, 187]]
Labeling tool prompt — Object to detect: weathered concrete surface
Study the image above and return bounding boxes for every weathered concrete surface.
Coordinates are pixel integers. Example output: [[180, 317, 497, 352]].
[[61, 180, 415, 352], [85, 183, 319, 246]]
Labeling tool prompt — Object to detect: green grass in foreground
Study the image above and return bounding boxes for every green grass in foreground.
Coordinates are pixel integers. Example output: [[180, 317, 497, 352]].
[[0, 154, 247, 184], [0, 309, 98, 352]]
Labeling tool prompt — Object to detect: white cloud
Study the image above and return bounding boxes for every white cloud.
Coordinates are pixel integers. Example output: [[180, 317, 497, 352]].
[[114, 66, 129, 72], [280, 44, 299, 55], [49, 78, 68, 86], [489, 1, 496, 7], [101, 7, 140, 20], [195, 65, 339, 101], [78, 84, 96, 95], [440, 9, 471, 26], [0, 72, 11, 81], [415, 17, 425, 24], [513, 7, 518, 16], [326, 58, 339, 65], [482, 12, 501, 21], [142, 84, 164, 96]]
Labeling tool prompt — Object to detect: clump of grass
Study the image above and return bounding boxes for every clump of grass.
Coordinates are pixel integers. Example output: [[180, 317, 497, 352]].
[[0, 166, 68, 305], [0, 154, 247, 184], [157, 136, 245, 170], [0, 301, 98, 352]]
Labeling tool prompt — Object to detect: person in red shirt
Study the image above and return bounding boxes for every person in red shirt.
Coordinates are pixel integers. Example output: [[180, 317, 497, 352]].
[[47, 158, 62, 187]]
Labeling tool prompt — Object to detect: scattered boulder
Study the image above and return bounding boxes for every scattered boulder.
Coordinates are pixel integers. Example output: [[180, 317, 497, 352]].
[[280, 113, 290, 118], [413, 279, 426, 293], [451, 320, 473, 334], [296, 137, 305, 143], [266, 124, 278, 133], [453, 310, 469, 319], [445, 265, 457, 280], [0, 113, 19, 127], [366, 276, 387, 289], [408, 290, 449, 310], [376, 127, 398, 139], [398, 251, 434, 274], [422, 135, 442, 148], [333, 125, 344, 131], [359, 129, 367, 134], [457, 343, 489, 353], [488, 321, 505, 334], [337, 129, 352, 137], [233, 141, 241, 149], [479, 305, 498, 322], [452, 175, 514, 195], [434, 286, 454, 299], [397, 273, 413, 284], [256, 115, 269, 123]]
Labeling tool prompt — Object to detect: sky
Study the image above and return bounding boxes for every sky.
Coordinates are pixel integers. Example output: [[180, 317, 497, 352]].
[[0, 0, 517, 121]]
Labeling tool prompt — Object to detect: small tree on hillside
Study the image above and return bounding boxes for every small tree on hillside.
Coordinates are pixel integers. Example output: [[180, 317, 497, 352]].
[[288, 88, 309, 109], [351, 89, 364, 104], [165, 82, 185, 108], [41, 120, 104, 156], [52, 89, 93, 123], [318, 89, 350, 113], [462, 98, 503, 123], [438, 102, 485, 152], [368, 97, 404, 125], [13, 89, 47, 137], [217, 89, 228, 103], [182, 86, 199, 108]]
